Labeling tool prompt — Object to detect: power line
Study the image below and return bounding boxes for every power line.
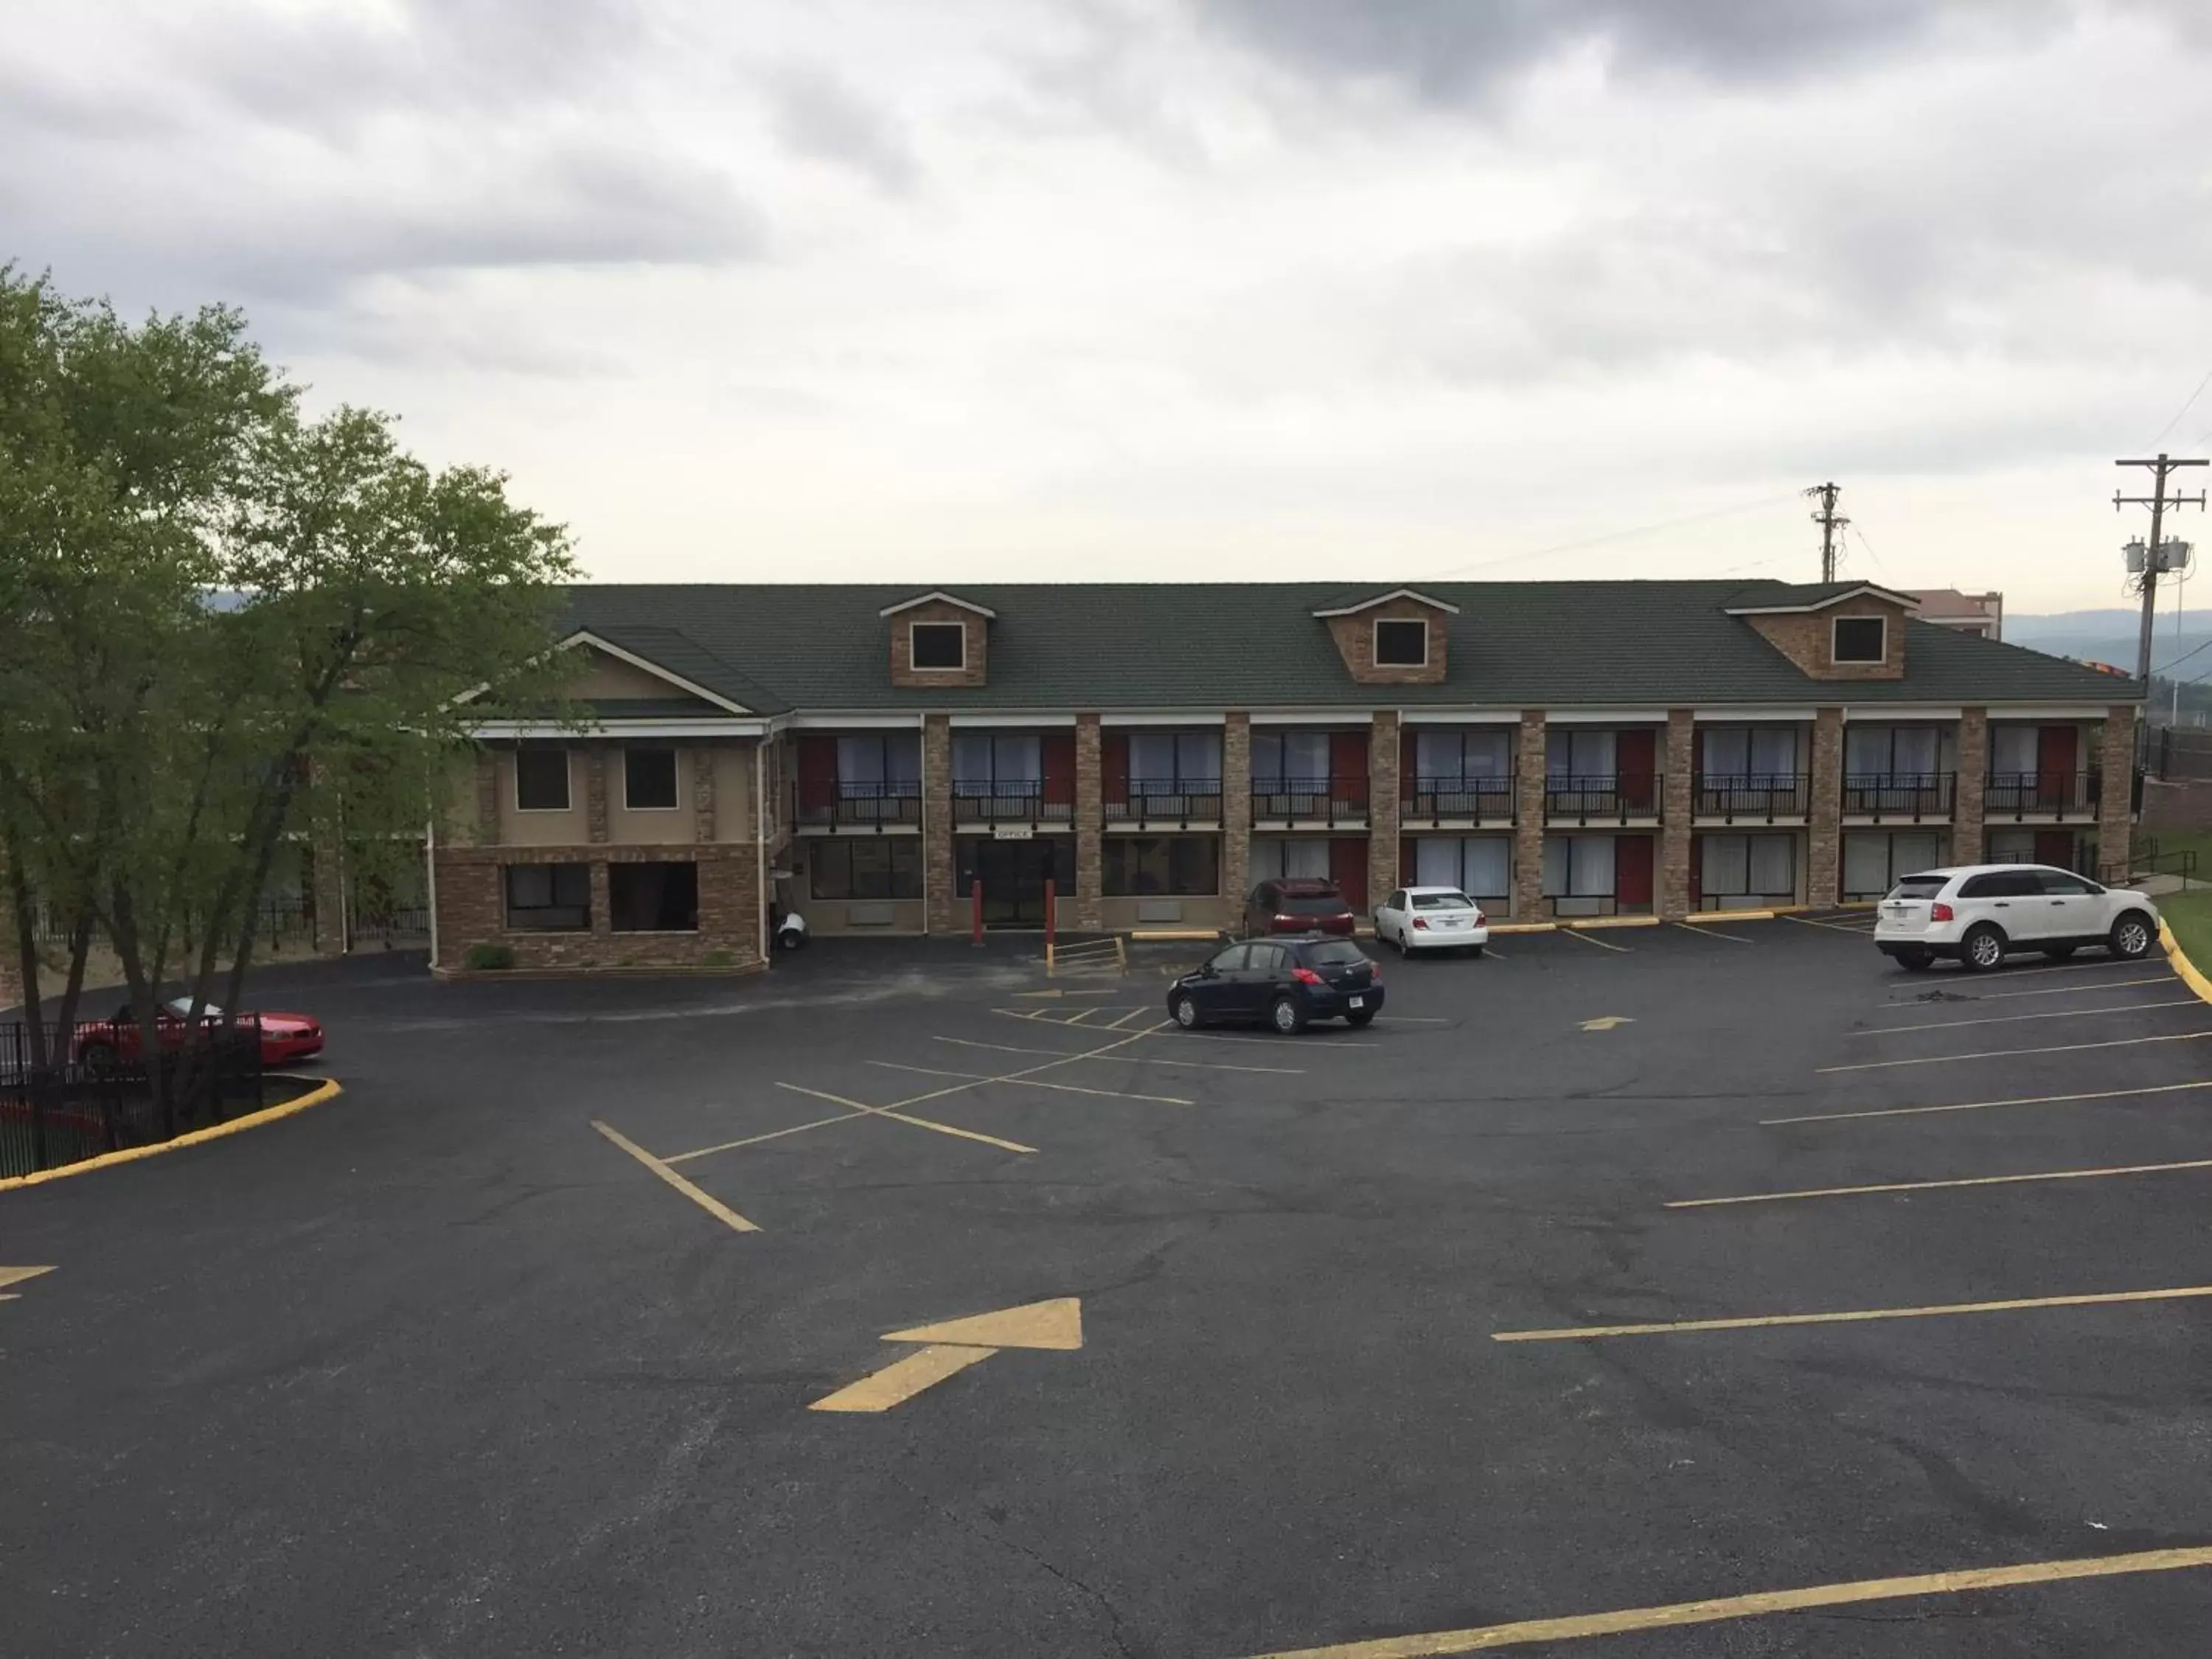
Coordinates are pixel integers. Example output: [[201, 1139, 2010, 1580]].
[[1413, 491, 1799, 582], [1848, 523, 1890, 578], [2152, 634, 2212, 677], [2150, 366, 2212, 448], [1805, 481, 1848, 582]]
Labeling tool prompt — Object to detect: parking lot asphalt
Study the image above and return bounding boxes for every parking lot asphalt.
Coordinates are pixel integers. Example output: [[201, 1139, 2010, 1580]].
[[6, 919, 2212, 1656]]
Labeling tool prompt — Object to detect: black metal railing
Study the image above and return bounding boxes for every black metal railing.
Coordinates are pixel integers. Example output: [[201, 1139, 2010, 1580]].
[[950, 779, 1075, 826], [1543, 772, 1659, 824], [2101, 839, 2199, 886], [1250, 774, 1371, 827], [1105, 777, 1224, 827], [1, 1018, 266, 1179], [1692, 772, 1811, 822], [1402, 774, 1516, 825], [793, 779, 923, 830], [1841, 772, 1955, 821], [1986, 771, 2100, 818]]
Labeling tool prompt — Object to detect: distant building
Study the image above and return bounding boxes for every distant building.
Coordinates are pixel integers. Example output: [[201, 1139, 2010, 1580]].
[[1908, 588, 2003, 640]]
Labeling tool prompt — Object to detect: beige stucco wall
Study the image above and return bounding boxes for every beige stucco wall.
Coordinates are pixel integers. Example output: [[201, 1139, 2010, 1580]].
[[801, 898, 928, 936], [1099, 895, 1234, 933], [495, 750, 588, 846], [570, 650, 703, 702], [608, 748, 694, 845]]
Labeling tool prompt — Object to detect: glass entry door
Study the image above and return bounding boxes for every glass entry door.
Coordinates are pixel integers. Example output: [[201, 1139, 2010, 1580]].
[[959, 836, 1074, 927]]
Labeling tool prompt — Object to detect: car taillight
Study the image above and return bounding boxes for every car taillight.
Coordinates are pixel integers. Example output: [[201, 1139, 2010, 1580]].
[[1411, 917, 1429, 930], [1931, 902, 1954, 922], [1474, 911, 1486, 927], [1291, 966, 1324, 985]]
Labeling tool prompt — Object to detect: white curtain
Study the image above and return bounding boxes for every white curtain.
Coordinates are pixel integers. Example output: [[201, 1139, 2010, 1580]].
[[1178, 732, 1222, 782], [1415, 838, 1461, 886], [1842, 834, 1891, 897], [1703, 728, 1750, 775], [838, 737, 884, 783], [953, 733, 994, 783], [884, 734, 921, 782], [1461, 837, 1510, 897], [1750, 728, 1798, 777], [1893, 832, 1940, 872], [1843, 726, 1888, 774], [1747, 833, 1795, 893], [1893, 727, 1940, 774], [994, 734, 1042, 782], [1249, 838, 1331, 882], [1990, 726, 2038, 776], [1703, 835, 1750, 892], [1130, 733, 1177, 782], [1547, 728, 1615, 778]]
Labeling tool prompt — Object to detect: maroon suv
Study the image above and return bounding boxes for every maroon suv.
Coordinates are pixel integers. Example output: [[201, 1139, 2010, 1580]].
[[1244, 878, 1357, 937]]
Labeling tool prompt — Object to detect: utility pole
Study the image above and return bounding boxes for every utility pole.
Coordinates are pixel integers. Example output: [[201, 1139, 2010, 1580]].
[[2115, 453, 2208, 687], [1805, 482, 1847, 582]]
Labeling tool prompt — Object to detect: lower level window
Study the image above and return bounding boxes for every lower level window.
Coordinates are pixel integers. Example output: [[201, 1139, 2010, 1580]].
[[1412, 836, 1510, 898], [1541, 835, 1615, 897], [1248, 837, 1332, 883], [1842, 830, 1942, 900], [609, 861, 699, 932], [1700, 832, 1795, 899], [812, 838, 922, 900], [505, 863, 591, 931], [1103, 835, 1219, 896]]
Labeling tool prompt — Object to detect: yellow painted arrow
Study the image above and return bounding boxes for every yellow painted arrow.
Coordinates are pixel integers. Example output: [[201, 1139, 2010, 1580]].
[[0, 1266, 55, 1303], [1580, 1015, 1635, 1032], [810, 1297, 1083, 1413]]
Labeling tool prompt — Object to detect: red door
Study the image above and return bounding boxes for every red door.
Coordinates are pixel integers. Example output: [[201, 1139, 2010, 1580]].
[[1101, 732, 1129, 810], [1330, 835, 1369, 913], [2034, 830, 2076, 870], [796, 736, 838, 818], [1042, 734, 1076, 815], [1616, 728, 1658, 813], [1615, 835, 1655, 911], [1331, 730, 1370, 809], [2037, 726, 2078, 811]]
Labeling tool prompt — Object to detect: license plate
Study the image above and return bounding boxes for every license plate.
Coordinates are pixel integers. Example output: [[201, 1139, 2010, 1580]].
[[1349, 995, 1365, 1009]]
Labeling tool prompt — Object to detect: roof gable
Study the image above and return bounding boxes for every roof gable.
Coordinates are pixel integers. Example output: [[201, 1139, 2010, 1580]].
[[1310, 587, 1462, 618], [878, 591, 997, 620], [1723, 580, 1920, 616]]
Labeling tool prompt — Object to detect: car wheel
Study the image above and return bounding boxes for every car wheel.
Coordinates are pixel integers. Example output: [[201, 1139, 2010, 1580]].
[[1898, 948, 1934, 972], [2043, 945, 2076, 961], [1172, 995, 1200, 1030], [2110, 911, 2156, 960], [78, 1040, 118, 1075], [1346, 1009, 1377, 1028], [1959, 923, 2007, 973], [1270, 995, 1306, 1035]]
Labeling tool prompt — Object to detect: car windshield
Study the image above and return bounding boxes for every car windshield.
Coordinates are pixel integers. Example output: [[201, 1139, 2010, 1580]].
[[1888, 876, 1948, 902], [1279, 895, 1346, 914], [1411, 893, 1474, 910], [161, 997, 223, 1018], [1301, 941, 1368, 966]]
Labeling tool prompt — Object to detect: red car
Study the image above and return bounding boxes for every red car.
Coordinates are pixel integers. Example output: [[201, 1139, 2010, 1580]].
[[1244, 877, 1357, 937], [74, 998, 325, 1071]]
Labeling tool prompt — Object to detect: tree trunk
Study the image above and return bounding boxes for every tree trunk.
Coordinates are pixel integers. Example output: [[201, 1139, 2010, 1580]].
[[108, 883, 172, 1135], [53, 902, 94, 1037]]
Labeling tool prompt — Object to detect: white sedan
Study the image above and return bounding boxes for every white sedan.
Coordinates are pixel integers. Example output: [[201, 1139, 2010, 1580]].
[[1374, 886, 1490, 957]]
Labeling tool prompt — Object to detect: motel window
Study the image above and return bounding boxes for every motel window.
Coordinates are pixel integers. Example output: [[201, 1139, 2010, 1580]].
[[1545, 728, 1616, 779], [1832, 616, 1886, 664], [1841, 831, 1941, 900], [514, 748, 571, 812], [810, 838, 923, 900], [1102, 835, 1220, 897], [952, 732, 1043, 791], [837, 733, 922, 789], [1843, 726, 1939, 778], [624, 748, 679, 811], [1700, 727, 1798, 780], [1373, 619, 1427, 667], [1248, 838, 1332, 883], [1413, 836, 1510, 899], [504, 863, 591, 930], [1700, 834, 1795, 899], [910, 622, 966, 670], [1416, 729, 1512, 783], [1989, 726, 2042, 777], [1128, 731, 1222, 789], [608, 861, 699, 931], [1251, 731, 1332, 787], [1541, 835, 1615, 897]]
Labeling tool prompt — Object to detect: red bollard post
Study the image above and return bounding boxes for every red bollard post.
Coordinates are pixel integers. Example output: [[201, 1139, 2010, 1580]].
[[972, 880, 984, 945]]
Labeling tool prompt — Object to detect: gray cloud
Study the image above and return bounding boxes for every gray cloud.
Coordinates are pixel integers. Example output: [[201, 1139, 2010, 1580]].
[[765, 66, 922, 193]]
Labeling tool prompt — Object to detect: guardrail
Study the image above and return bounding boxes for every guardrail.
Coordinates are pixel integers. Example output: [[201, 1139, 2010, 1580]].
[[1986, 771, 2100, 818], [1251, 776, 1371, 827], [793, 779, 923, 830], [1402, 776, 1515, 826], [1543, 773, 1660, 826], [950, 781, 1075, 827], [1840, 772, 1955, 821], [1692, 772, 1811, 823], [1105, 779, 1224, 828]]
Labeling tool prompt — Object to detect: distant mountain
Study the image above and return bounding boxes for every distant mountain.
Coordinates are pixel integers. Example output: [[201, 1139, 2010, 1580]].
[[2005, 610, 2212, 675]]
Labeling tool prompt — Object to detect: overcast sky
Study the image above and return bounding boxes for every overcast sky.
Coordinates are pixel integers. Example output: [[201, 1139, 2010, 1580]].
[[7, 0, 2212, 612]]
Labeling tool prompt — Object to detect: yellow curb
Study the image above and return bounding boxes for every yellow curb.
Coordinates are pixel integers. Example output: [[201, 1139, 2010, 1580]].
[[1683, 909, 1777, 925], [2160, 922, 2212, 1007], [1566, 915, 1663, 931], [1128, 929, 1220, 942], [0, 1076, 343, 1192], [1486, 922, 1558, 936]]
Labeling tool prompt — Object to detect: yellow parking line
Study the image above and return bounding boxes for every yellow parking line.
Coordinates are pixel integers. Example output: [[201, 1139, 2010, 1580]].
[[1673, 922, 1753, 944], [1762, 1078, 2212, 1126], [1558, 928, 1631, 953], [1493, 1284, 2212, 1343], [1668, 1157, 2212, 1207], [664, 1113, 862, 1160], [933, 1036, 1301, 1075], [1818, 1029, 2212, 1073], [865, 1060, 1192, 1106], [1852, 997, 2205, 1036], [1242, 1545, 2212, 1658], [590, 1120, 761, 1234], [773, 1082, 1039, 1154]]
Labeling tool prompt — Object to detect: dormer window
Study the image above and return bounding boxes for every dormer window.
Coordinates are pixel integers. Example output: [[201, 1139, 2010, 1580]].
[[910, 622, 967, 671], [1833, 616, 1886, 664], [1374, 619, 1427, 667]]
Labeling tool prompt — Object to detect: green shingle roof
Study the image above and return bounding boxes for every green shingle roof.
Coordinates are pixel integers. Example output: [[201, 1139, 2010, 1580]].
[[558, 582, 2140, 714]]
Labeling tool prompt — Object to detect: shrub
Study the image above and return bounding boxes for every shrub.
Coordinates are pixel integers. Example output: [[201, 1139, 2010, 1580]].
[[703, 948, 734, 967], [463, 942, 516, 971]]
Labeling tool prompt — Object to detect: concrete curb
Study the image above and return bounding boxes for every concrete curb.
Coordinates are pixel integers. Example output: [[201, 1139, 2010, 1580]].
[[2160, 921, 2212, 1007], [0, 1075, 343, 1193]]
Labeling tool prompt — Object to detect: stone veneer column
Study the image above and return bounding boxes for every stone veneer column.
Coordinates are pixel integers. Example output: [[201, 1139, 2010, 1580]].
[[1513, 711, 1548, 922], [1806, 709, 1843, 908], [1074, 714, 1103, 931], [2098, 703, 2137, 880], [1659, 709, 1694, 920], [585, 748, 610, 845], [1366, 711, 1402, 914], [922, 714, 956, 934], [1952, 708, 1988, 866], [1222, 713, 1253, 912], [692, 743, 717, 843]]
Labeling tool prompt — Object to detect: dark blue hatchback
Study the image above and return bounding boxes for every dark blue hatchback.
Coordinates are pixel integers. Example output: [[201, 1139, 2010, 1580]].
[[1165, 935, 1384, 1034]]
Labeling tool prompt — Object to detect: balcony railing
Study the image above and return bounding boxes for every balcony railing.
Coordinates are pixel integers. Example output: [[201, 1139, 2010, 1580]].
[[950, 779, 1075, 826], [1543, 772, 1659, 825], [1251, 774, 1370, 827], [1693, 772, 1811, 823], [1105, 777, 1224, 827], [793, 779, 922, 830], [1403, 774, 1516, 826], [1840, 772, 1955, 821], [1986, 771, 2100, 818]]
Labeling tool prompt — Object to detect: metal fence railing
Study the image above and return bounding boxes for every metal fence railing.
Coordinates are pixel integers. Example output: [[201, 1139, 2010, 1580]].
[[1250, 775, 1371, 827], [793, 779, 924, 830], [1402, 774, 1516, 826], [1543, 773, 1660, 825], [1985, 771, 2100, 818], [1840, 772, 1956, 821], [0, 1017, 266, 1179], [1691, 772, 1812, 823]]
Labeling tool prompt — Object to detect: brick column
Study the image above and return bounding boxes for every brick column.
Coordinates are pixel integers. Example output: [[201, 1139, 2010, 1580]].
[[922, 714, 956, 934], [1513, 711, 1547, 922], [589, 859, 612, 938], [2098, 703, 2137, 880], [585, 748, 610, 845], [692, 743, 717, 844], [1659, 709, 1694, 920], [473, 748, 501, 846], [1367, 711, 1402, 914], [1807, 709, 1843, 907], [1074, 714, 1103, 931], [1953, 708, 1988, 866], [1222, 713, 1253, 913]]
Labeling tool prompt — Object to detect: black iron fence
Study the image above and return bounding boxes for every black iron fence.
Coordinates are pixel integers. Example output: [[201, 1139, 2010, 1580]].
[[1543, 772, 1660, 825], [1105, 777, 1224, 827], [1, 1017, 267, 1179], [1402, 773, 1516, 826], [1692, 772, 1811, 822], [1251, 774, 1371, 827], [1985, 771, 2100, 818], [1841, 772, 1956, 821], [793, 779, 923, 830], [950, 780, 1076, 827]]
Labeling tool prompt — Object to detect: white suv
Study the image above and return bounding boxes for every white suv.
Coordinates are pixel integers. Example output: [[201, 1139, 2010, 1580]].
[[1873, 863, 2160, 973]]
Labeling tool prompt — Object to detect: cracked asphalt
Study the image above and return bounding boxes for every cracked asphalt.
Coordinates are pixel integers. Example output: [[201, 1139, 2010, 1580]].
[[5, 919, 2212, 1656]]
